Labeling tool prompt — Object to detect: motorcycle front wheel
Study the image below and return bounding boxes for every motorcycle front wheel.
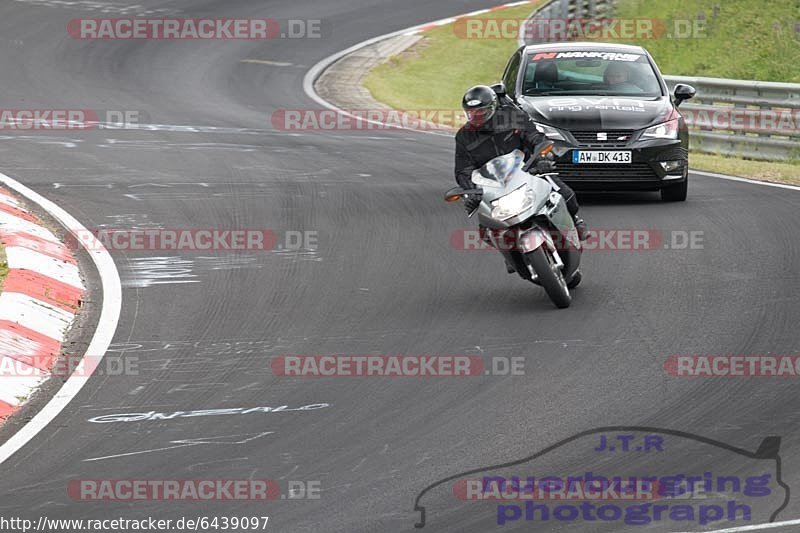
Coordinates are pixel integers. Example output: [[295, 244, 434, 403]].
[[526, 247, 571, 309]]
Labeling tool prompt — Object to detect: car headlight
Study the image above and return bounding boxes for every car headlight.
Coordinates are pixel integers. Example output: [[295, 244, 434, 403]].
[[534, 122, 566, 141], [491, 185, 535, 220], [642, 119, 679, 140]]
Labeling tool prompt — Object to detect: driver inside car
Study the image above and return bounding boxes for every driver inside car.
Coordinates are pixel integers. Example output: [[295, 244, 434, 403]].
[[603, 62, 641, 93]]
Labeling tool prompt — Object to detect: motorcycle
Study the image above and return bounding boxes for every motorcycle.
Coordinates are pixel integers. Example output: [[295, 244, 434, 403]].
[[445, 145, 582, 308]]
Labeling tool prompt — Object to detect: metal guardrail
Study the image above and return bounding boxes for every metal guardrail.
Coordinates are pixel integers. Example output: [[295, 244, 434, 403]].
[[517, 0, 613, 47], [663, 76, 800, 161], [517, 0, 800, 161]]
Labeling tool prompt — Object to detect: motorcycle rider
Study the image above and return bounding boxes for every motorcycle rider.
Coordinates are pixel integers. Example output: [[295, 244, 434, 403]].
[[454, 85, 589, 241]]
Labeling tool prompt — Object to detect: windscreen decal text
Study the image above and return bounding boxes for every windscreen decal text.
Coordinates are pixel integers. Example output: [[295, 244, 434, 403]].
[[532, 52, 642, 62]]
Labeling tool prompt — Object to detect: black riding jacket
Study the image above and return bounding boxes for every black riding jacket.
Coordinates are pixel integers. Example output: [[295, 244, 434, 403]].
[[454, 103, 546, 190]]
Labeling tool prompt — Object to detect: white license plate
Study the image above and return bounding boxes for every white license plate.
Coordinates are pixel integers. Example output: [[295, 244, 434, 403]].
[[572, 150, 632, 164]]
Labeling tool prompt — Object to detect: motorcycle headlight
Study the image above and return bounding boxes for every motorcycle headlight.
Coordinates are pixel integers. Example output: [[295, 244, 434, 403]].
[[534, 122, 566, 141], [491, 185, 535, 220], [642, 119, 679, 140]]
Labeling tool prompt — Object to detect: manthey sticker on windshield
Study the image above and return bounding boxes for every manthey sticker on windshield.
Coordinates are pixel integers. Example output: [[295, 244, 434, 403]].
[[411, 427, 789, 530], [531, 51, 642, 62]]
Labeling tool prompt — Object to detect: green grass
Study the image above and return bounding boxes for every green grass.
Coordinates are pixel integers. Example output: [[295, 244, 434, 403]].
[[364, 3, 540, 113], [690, 153, 800, 186], [614, 0, 800, 82], [0, 241, 7, 292], [364, 0, 800, 113]]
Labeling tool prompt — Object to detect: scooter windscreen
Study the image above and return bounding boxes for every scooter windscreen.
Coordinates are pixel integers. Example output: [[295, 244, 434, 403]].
[[471, 149, 524, 188]]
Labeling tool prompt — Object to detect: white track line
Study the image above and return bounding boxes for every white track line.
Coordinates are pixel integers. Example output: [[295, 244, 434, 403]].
[[674, 518, 800, 532], [0, 172, 122, 466], [463, 9, 491, 16], [302, 10, 471, 137], [690, 169, 800, 191]]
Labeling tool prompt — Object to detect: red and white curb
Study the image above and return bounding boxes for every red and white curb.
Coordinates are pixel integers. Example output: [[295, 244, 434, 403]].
[[0, 187, 84, 422], [0, 173, 120, 466]]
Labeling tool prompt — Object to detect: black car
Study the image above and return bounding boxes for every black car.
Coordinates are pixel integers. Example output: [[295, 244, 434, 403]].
[[498, 42, 696, 201]]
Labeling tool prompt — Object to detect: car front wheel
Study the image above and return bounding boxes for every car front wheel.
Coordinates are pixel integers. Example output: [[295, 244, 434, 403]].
[[661, 170, 688, 202]]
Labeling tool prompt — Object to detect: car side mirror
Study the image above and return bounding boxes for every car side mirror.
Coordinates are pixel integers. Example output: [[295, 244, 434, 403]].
[[490, 82, 507, 98], [673, 83, 696, 107]]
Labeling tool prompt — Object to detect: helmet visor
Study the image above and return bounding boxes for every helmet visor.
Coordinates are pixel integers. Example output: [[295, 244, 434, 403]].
[[464, 106, 495, 127]]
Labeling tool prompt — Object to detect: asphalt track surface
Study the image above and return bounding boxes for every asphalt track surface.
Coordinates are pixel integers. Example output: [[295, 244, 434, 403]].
[[0, 1, 798, 532]]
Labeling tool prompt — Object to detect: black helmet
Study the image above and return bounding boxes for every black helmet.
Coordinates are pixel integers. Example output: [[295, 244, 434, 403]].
[[462, 85, 498, 128]]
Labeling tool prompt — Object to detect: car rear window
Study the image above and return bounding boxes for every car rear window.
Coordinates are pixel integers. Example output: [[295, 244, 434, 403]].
[[521, 51, 662, 97]]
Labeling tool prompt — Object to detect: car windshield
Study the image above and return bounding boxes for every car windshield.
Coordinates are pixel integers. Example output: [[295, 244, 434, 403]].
[[521, 51, 662, 97]]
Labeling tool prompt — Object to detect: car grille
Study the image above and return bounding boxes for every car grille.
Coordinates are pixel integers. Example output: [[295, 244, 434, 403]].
[[570, 130, 634, 148], [556, 163, 659, 182]]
